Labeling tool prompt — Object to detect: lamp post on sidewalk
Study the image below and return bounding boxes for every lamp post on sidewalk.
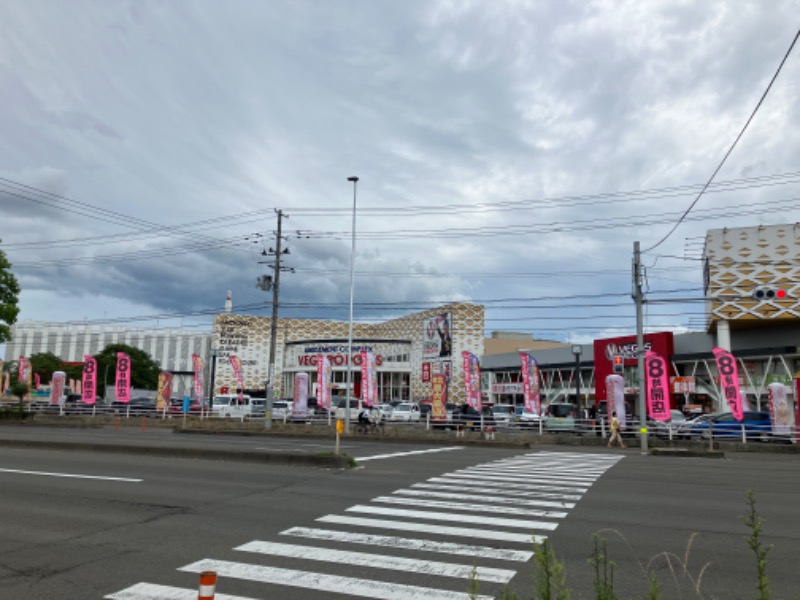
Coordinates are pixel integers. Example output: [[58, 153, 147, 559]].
[[345, 176, 359, 434], [571, 344, 582, 410]]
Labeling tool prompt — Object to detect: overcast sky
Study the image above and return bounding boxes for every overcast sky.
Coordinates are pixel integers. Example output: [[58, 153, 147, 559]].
[[2, 0, 799, 352]]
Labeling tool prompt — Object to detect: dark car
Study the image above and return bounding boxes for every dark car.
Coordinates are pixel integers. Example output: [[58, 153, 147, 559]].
[[689, 411, 773, 442], [111, 397, 157, 417], [452, 404, 495, 431]]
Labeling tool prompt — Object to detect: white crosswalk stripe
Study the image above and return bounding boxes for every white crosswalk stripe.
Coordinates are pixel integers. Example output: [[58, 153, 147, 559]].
[[106, 450, 622, 600]]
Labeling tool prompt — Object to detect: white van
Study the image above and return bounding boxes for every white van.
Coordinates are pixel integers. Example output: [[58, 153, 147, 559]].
[[211, 394, 254, 419]]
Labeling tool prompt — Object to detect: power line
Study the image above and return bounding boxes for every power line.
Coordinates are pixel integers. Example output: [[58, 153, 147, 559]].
[[644, 26, 800, 252]]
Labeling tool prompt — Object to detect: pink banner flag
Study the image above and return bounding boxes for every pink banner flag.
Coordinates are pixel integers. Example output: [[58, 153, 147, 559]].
[[156, 372, 174, 410], [81, 355, 97, 405], [645, 351, 670, 421], [462, 351, 482, 410], [359, 350, 378, 407], [115, 352, 132, 403], [229, 355, 244, 402], [34, 373, 40, 390], [18, 356, 27, 382], [192, 354, 204, 405], [50, 371, 66, 406], [316, 354, 332, 410], [712, 347, 743, 421], [519, 353, 541, 414]]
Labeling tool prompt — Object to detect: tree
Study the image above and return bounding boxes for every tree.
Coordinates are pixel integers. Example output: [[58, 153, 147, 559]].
[[10, 381, 29, 410], [29, 352, 67, 384], [94, 344, 161, 398], [0, 241, 21, 344]]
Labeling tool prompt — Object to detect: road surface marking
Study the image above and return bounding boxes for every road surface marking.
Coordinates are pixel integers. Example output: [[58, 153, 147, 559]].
[[446, 472, 590, 490], [317, 515, 545, 544], [357, 447, 464, 462], [419, 480, 583, 501], [474, 466, 603, 479], [179, 558, 495, 600], [235, 541, 516, 583], [394, 488, 575, 509], [371, 495, 568, 519], [346, 505, 559, 531], [281, 527, 533, 562], [105, 582, 255, 599], [0, 468, 141, 482]]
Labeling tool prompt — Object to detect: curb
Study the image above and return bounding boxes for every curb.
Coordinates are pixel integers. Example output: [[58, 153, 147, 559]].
[[649, 447, 725, 458]]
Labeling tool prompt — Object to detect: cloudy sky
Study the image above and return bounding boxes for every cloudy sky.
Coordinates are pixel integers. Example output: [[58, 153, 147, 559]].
[[1, 0, 799, 351]]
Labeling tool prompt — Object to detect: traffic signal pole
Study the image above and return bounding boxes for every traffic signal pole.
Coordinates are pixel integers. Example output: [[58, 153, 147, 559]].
[[633, 241, 649, 455]]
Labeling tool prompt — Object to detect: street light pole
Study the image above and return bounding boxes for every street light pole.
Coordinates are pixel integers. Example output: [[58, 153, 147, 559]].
[[265, 209, 286, 431], [571, 344, 582, 410], [345, 176, 359, 434]]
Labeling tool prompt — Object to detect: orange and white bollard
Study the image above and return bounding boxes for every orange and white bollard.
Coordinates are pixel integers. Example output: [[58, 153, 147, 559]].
[[455, 424, 465, 438], [198, 570, 217, 600], [484, 426, 495, 441]]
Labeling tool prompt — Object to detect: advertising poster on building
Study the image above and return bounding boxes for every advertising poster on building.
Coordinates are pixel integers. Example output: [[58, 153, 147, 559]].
[[156, 372, 174, 411], [606, 374, 626, 427], [421, 362, 430, 382], [519, 352, 541, 414], [229, 355, 244, 402], [423, 313, 452, 359], [768, 382, 792, 437], [50, 371, 66, 406], [115, 352, 131, 403], [316, 354, 332, 411], [293, 372, 309, 417], [462, 351, 481, 410], [712, 347, 743, 421], [81, 355, 97, 405], [645, 351, 670, 421], [431, 374, 447, 421]]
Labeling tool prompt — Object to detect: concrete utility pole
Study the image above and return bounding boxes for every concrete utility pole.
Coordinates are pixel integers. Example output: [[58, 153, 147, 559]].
[[633, 241, 648, 455], [264, 209, 287, 430]]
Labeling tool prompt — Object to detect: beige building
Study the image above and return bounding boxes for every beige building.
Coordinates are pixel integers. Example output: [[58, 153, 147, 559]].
[[484, 331, 568, 356]]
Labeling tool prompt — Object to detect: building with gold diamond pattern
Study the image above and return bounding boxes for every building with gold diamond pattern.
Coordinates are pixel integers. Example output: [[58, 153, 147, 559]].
[[211, 302, 485, 404]]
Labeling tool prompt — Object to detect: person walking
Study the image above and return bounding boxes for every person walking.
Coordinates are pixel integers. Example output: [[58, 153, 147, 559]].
[[607, 411, 626, 448]]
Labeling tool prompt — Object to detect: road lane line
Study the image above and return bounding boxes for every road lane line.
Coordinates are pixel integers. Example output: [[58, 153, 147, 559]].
[[391, 489, 575, 509], [0, 468, 141, 482], [346, 505, 559, 531], [179, 559, 495, 600], [105, 582, 255, 599], [371, 495, 568, 519], [444, 473, 589, 490], [357, 447, 464, 462], [317, 515, 545, 544], [281, 527, 533, 562], [235, 540, 516, 583]]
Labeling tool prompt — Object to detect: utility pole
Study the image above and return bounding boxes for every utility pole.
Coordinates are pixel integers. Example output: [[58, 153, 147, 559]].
[[260, 209, 288, 431], [633, 241, 648, 455]]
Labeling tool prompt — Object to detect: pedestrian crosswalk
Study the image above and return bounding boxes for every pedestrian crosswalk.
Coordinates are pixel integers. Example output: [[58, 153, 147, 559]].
[[105, 451, 622, 600]]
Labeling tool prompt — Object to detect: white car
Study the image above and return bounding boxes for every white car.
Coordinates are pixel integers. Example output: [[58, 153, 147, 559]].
[[491, 404, 516, 427], [271, 400, 290, 420], [377, 403, 394, 419], [519, 409, 543, 427], [389, 402, 421, 422]]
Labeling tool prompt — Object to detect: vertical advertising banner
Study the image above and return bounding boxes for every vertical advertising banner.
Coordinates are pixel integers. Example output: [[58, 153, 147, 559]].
[[115, 352, 131, 403], [359, 350, 378, 407], [316, 354, 332, 411], [644, 351, 670, 421], [519, 352, 541, 414], [192, 354, 204, 405], [431, 374, 447, 421], [228, 355, 244, 402], [18, 356, 28, 383], [712, 347, 743, 421], [156, 372, 174, 411], [422, 313, 452, 359], [82, 355, 97, 405], [605, 374, 626, 428], [794, 378, 800, 444], [34, 373, 40, 390], [462, 351, 482, 410], [768, 382, 792, 437], [50, 371, 66, 406], [293, 372, 309, 417]]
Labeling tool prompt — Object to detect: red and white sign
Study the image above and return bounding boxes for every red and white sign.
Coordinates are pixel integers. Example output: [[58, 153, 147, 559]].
[[229, 355, 244, 402], [462, 351, 481, 410], [421, 362, 431, 382], [297, 353, 383, 367], [115, 352, 131, 403], [606, 374, 627, 428], [50, 371, 66, 406], [192, 354, 204, 405], [293, 372, 309, 417], [768, 382, 792, 437], [316, 354, 332, 410]]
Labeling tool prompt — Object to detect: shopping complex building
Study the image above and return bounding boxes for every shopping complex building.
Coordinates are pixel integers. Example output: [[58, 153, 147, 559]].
[[5, 223, 799, 415]]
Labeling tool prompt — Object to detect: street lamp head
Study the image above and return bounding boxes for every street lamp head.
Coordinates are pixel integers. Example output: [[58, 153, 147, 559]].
[[571, 344, 582, 356], [347, 176, 359, 183]]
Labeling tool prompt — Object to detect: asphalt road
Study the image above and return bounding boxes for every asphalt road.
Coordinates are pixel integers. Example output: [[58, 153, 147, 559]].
[[0, 426, 797, 599]]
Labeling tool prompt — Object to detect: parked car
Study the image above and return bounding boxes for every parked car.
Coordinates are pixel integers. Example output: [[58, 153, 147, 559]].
[[545, 402, 577, 432], [334, 398, 361, 421], [452, 404, 495, 431], [648, 409, 687, 438], [388, 402, 421, 422], [271, 400, 291, 420], [518, 408, 543, 427], [689, 411, 773, 442], [491, 403, 516, 427], [677, 413, 714, 439], [111, 397, 157, 417], [377, 403, 394, 419]]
